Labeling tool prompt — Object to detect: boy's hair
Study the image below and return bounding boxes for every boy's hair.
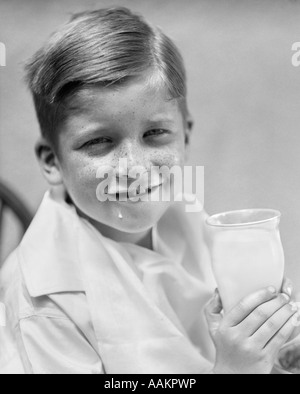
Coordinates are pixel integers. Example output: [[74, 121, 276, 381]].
[[25, 7, 188, 148]]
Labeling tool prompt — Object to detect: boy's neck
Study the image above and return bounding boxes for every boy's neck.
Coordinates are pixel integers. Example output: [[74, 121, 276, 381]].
[[89, 220, 154, 250]]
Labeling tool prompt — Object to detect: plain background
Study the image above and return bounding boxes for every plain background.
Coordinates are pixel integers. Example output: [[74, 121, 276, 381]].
[[1, 0, 300, 288]]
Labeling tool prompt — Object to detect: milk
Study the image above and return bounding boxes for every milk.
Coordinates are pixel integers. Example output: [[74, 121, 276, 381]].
[[211, 227, 285, 313]]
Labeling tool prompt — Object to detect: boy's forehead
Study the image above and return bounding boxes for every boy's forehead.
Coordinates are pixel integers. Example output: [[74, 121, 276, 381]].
[[64, 77, 179, 121]]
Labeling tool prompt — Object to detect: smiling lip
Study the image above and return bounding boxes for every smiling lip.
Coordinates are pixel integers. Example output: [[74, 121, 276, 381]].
[[107, 183, 163, 201]]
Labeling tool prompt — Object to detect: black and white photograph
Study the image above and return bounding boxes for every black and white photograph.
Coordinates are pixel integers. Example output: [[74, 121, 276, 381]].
[[1, 0, 300, 376]]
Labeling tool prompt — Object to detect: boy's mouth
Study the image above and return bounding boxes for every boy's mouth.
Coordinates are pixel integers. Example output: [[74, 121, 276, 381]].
[[109, 183, 162, 202]]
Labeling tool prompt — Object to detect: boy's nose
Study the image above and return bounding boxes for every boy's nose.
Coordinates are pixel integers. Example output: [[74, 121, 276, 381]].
[[116, 158, 148, 180], [116, 143, 149, 178]]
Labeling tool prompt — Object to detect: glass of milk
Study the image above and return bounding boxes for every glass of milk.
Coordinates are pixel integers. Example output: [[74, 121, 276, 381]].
[[206, 209, 285, 313]]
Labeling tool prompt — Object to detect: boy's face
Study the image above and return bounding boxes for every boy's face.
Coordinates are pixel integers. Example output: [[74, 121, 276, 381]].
[[55, 72, 188, 234]]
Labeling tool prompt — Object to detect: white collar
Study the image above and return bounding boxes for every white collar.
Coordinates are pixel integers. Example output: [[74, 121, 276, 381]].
[[19, 188, 188, 297]]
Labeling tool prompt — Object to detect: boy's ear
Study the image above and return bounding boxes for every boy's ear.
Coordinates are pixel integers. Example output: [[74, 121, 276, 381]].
[[184, 114, 194, 161], [35, 137, 64, 186], [184, 114, 194, 146]]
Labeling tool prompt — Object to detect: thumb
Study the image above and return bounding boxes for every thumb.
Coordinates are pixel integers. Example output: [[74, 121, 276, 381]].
[[205, 289, 223, 337]]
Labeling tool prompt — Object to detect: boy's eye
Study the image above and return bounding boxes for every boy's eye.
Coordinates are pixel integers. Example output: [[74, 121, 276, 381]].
[[82, 137, 112, 148], [80, 129, 170, 149], [144, 129, 169, 138]]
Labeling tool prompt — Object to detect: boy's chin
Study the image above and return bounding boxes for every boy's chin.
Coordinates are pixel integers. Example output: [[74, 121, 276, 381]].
[[98, 201, 170, 234], [113, 215, 157, 234], [108, 209, 164, 234]]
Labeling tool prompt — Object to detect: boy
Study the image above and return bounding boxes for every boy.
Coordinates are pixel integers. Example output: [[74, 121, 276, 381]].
[[0, 7, 297, 374]]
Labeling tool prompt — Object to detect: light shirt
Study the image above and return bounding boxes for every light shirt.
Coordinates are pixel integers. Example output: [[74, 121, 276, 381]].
[[0, 188, 216, 374]]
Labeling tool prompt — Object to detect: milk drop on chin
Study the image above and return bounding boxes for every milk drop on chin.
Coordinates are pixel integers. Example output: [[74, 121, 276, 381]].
[[212, 228, 285, 313]]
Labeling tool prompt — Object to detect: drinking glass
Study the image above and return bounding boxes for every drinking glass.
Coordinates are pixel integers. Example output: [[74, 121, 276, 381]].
[[206, 209, 285, 313]]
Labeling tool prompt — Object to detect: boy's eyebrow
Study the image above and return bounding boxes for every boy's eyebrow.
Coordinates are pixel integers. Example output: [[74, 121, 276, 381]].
[[66, 110, 179, 139], [73, 124, 110, 137], [147, 113, 178, 124], [68, 112, 177, 132], [148, 118, 176, 124], [71, 118, 176, 138]]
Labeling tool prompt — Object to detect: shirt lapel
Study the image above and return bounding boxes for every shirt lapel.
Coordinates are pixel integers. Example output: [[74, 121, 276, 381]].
[[19, 189, 84, 297], [76, 218, 212, 373]]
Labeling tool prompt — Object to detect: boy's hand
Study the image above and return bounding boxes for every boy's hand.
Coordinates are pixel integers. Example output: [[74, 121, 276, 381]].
[[282, 277, 293, 298], [205, 285, 297, 374]]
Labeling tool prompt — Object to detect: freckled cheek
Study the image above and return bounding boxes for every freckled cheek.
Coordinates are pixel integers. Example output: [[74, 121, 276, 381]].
[[151, 147, 185, 169], [62, 157, 106, 192]]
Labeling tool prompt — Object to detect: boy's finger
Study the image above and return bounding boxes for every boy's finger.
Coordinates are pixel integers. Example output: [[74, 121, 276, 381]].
[[205, 290, 223, 335], [236, 293, 290, 337], [253, 303, 296, 349], [205, 289, 223, 313], [264, 313, 298, 356], [224, 287, 277, 327], [282, 278, 293, 298]]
